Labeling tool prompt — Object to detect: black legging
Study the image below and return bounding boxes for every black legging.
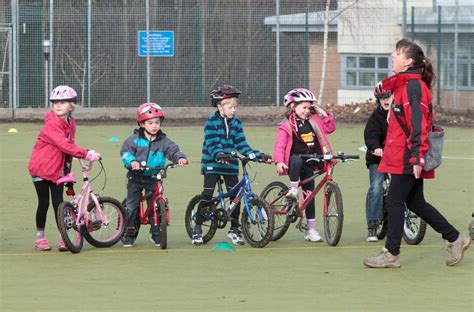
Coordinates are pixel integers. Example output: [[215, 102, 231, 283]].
[[195, 174, 240, 228], [34, 180, 64, 229], [288, 155, 322, 219], [385, 174, 459, 255]]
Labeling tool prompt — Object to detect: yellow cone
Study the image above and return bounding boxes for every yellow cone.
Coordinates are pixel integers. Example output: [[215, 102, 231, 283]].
[[7, 128, 18, 133]]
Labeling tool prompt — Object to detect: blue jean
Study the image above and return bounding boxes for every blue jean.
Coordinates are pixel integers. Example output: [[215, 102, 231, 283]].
[[366, 164, 385, 221], [125, 172, 159, 235]]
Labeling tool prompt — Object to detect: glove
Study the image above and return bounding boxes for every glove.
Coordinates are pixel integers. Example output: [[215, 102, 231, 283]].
[[216, 153, 233, 161], [85, 150, 101, 162], [260, 153, 272, 162]]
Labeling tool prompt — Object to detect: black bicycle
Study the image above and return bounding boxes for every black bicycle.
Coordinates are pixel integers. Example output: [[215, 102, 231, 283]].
[[371, 174, 427, 245]]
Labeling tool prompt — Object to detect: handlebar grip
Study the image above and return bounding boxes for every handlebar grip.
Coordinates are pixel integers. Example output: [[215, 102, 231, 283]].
[[341, 155, 360, 160]]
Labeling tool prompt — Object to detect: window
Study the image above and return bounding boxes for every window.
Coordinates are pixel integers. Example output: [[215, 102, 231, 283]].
[[342, 54, 391, 89], [440, 46, 474, 90]]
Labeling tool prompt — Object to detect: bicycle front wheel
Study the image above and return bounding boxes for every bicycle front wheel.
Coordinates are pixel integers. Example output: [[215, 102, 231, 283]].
[[185, 194, 217, 244], [57, 201, 83, 253], [241, 195, 274, 248], [157, 199, 168, 249], [260, 181, 291, 241], [83, 197, 127, 248], [402, 208, 427, 245], [323, 183, 343, 246]]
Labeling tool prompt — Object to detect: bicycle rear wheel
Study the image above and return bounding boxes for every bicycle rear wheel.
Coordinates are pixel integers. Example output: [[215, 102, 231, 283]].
[[241, 195, 274, 248], [185, 194, 217, 244], [57, 201, 83, 253], [157, 199, 168, 249], [323, 183, 343, 246], [260, 181, 291, 241], [83, 197, 127, 248], [402, 208, 427, 245]]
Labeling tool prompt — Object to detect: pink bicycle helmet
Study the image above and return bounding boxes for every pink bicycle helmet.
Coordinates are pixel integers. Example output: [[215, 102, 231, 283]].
[[283, 88, 317, 107], [136, 102, 165, 122], [50, 85, 78, 102], [374, 82, 392, 99]]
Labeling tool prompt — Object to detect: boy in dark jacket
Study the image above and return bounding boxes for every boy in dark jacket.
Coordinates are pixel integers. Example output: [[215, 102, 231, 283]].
[[192, 85, 271, 246], [120, 103, 187, 247], [363, 84, 391, 241]]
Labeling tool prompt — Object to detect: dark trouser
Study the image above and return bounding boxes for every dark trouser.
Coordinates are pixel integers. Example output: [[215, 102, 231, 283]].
[[195, 174, 240, 228], [125, 173, 159, 235], [385, 174, 459, 255], [34, 180, 64, 229], [288, 155, 322, 219]]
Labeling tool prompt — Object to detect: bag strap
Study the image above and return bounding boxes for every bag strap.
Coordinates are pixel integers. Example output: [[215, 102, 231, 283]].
[[392, 109, 410, 138]]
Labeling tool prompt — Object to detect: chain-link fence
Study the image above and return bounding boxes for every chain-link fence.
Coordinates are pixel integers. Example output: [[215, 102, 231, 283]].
[[1, 0, 473, 111]]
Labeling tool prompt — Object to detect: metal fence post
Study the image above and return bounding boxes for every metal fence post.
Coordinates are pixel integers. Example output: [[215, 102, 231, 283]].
[[276, 0, 280, 107], [146, 0, 150, 103], [436, 5, 441, 106], [304, 8, 309, 89]]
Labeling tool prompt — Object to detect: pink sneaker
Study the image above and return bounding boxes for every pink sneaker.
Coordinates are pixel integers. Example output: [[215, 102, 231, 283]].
[[35, 238, 51, 251], [57, 237, 68, 251]]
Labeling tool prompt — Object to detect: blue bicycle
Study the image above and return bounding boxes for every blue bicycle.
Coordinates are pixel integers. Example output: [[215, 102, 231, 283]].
[[185, 154, 274, 248]]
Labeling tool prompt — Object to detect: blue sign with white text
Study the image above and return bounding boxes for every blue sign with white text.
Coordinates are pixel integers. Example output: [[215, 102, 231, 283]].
[[138, 31, 174, 57]]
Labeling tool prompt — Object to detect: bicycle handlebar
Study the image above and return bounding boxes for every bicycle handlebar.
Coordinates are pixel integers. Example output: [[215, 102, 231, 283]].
[[299, 153, 360, 163], [216, 152, 271, 163]]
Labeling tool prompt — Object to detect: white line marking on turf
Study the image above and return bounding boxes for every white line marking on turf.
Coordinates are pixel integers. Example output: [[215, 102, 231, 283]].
[[442, 156, 474, 160], [0, 244, 449, 257]]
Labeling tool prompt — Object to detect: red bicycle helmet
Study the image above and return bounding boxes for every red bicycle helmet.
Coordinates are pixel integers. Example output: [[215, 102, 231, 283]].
[[136, 103, 165, 123]]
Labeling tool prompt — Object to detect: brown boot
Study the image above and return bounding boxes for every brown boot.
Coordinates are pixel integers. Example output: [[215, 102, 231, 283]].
[[363, 248, 401, 268], [446, 234, 471, 266]]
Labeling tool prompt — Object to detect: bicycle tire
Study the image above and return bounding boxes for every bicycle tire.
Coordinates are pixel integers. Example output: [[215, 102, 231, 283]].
[[260, 181, 291, 241], [157, 199, 167, 249], [185, 194, 217, 244], [57, 201, 83, 253], [241, 195, 274, 248], [323, 183, 344, 246], [83, 197, 127, 248], [402, 208, 427, 245]]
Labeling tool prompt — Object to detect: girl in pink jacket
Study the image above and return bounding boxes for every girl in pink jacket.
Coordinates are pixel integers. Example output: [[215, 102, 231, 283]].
[[28, 86, 101, 251], [273, 88, 336, 242]]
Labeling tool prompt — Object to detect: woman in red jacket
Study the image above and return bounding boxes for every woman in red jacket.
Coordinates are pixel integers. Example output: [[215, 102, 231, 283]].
[[28, 86, 101, 251], [363, 39, 470, 268]]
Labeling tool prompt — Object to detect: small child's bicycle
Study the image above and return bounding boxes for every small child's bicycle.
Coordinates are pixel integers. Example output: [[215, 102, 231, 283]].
[[121, 163, 177, 249], [260, 152, 359, 246], [373, 174, 427, 245], [56, 158, 127, 253], [185, 154, 274, 248]]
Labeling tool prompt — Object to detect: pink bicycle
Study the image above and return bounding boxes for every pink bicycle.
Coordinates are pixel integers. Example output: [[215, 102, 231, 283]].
[[56, 158, 127, 253]]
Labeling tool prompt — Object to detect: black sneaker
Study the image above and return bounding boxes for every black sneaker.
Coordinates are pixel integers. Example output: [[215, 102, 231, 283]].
[[227, 228, 245, 246], [150, 234, 160, 247], [122, 235, 135, 248]]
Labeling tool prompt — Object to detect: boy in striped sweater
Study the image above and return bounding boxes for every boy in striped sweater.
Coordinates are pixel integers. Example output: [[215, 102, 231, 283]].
[[192, 85, 271, 246]]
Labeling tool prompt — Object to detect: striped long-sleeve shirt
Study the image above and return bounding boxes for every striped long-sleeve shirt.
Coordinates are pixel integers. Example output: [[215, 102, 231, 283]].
[[200, 111, 262, 175]]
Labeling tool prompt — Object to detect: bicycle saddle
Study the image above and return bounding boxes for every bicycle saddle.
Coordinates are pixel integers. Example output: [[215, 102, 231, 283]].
[[56, 172, 76, 185]]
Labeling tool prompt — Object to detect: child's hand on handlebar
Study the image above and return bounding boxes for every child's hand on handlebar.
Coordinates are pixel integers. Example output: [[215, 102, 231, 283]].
[[216, 152, 232, 164], [372, 148, 383, 157], [260, 153, 273, 164], [276, 162, 288, 175], [131, 161, 140, 170], [177, 158, 187, 166], [85, 150, 101, 162]]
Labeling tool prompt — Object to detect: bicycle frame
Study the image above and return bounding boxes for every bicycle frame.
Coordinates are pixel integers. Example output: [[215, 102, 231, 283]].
[[137, 166, 171, 227], [60, 159, 108, 231], [213, 158, 261, 224]]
